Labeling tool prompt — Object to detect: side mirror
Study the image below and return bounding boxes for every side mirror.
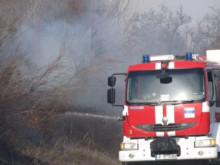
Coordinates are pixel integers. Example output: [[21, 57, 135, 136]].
[[107, 88, 115, 104], [215, 70, 220, 107], [209, 101, 215, 107], [108, 76, 116, 87]]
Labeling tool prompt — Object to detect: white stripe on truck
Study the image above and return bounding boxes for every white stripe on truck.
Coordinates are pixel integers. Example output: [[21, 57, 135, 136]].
[[166, 105, 176, 136], [166, 105, 175, 124], [155, 106, 164, 136]]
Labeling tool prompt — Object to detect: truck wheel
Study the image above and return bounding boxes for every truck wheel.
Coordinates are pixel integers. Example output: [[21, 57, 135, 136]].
[[122, 162, 151, 165]]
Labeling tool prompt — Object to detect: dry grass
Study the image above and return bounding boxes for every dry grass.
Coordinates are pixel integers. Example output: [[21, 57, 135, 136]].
[[17, 114, 122, 165], [23, 142, 120, 165]]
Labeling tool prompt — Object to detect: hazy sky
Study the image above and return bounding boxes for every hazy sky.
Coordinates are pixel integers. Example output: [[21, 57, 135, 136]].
[[134, 0, 220, 21]]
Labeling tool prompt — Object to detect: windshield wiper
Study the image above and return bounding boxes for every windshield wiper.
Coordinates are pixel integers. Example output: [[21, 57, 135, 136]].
[[136, 101, 160, 105], [180, 100, 195, 103], [127, 100, 195, 106], [127, 101, 160, 106], [159, 100, 195, 105]]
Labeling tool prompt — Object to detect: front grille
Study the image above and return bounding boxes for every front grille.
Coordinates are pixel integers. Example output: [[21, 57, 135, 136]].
[[135, 123, 196, 132], [150, 137, 181, 157]]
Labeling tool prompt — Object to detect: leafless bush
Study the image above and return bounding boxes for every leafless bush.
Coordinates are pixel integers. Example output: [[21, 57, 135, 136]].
[[0, 1, 22, 47], [66, 0, 87, 14], [0, 54, 70, 150]]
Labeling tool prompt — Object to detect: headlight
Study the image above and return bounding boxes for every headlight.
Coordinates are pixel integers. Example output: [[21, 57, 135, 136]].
[[120, 142, 138, 150], [195, 139, 215, 148]]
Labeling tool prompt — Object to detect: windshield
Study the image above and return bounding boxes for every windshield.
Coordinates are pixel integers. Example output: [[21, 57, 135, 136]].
[[126, 68, 205, 105]]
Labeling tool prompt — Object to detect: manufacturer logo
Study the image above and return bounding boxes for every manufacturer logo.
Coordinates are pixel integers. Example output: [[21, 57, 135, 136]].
[[162, 116, 168, 125], [130, 106, 144, 110]]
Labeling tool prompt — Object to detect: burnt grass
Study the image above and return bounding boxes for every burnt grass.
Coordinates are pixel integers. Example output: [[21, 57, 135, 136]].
[[0, 111, 122, 165], [53, 112, 123, 157], [0, 141, 47, 165]]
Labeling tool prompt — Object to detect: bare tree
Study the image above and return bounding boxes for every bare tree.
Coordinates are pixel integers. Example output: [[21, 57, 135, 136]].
[[125, 4, 192, 59], [192, 8, 220, 54]]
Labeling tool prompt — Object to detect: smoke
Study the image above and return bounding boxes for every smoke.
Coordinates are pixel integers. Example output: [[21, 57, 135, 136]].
[[2, 0, 219, 114], [16, 20, 93, 69], [1, 0, 132, 114]]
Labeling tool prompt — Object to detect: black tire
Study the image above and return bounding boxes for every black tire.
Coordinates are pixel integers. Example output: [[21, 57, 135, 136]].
[[122, 163, 151, 165], [122, 162, 145, 165], [122, 163, 135, 165]]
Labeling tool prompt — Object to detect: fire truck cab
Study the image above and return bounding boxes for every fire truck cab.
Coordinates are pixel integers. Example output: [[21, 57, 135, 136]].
[[107, 50, 220, 164]]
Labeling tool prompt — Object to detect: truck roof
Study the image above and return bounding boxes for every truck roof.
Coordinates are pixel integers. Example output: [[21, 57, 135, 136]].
[[128, 60, 206, 72]]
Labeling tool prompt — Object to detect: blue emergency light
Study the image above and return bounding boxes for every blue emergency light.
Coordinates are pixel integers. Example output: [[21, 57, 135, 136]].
[[143, 55, 150, 63], [186, 53, 193, 60]]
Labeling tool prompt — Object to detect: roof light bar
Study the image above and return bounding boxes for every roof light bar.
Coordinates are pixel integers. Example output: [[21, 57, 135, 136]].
[[150, 55, 175, 61], [143, 55, 150, 63], [186, 53, 193, 60]]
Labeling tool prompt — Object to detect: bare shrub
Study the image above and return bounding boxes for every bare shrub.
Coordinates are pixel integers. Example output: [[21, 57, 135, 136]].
[[0, 0, 32, 47], [66, 0, 87, 14], [0, 54, 70, 151]]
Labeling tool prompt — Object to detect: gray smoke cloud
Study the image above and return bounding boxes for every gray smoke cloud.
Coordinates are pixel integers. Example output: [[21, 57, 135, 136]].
[[2, 0, 219, 115], [4, 0, 131, 115]]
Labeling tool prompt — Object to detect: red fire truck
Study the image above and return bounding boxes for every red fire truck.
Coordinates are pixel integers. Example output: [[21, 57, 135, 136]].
[[107, 50, 220, 164]]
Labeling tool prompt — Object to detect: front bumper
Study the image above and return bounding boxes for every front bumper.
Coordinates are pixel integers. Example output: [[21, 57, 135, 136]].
[[119, 136, 218, 162]]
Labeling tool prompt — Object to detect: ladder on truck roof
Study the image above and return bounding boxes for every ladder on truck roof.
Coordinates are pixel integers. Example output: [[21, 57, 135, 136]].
[[144, 50, 220, 70], [206, 50, 220, 70]]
